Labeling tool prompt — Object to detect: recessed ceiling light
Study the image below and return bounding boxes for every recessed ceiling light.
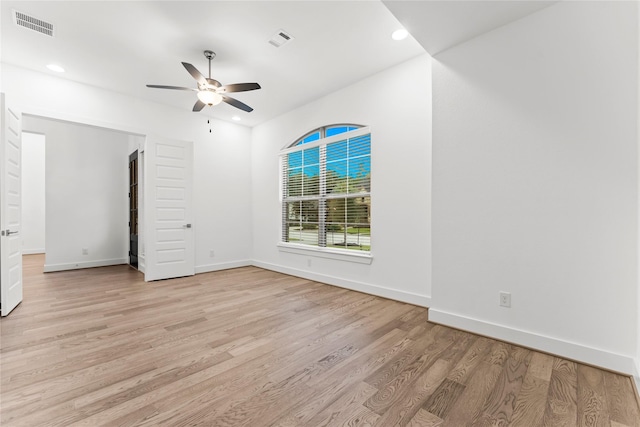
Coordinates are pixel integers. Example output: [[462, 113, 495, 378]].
[[232, 116, 241, 121], [46, 64, 65, 73], [391, 29, 409, 41]]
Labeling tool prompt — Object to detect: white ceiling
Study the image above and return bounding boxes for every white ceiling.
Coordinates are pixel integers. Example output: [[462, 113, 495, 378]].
[[1, 1, 556, 127], [1, 1, 426, 127], [383, 0, 557, 56]]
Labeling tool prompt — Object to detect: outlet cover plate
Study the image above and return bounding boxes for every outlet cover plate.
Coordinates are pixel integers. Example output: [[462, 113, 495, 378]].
[[500, 292, 511, 308]]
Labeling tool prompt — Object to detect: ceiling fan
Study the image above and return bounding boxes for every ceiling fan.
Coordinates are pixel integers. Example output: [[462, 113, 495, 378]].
[[146, 50, 261, 113]]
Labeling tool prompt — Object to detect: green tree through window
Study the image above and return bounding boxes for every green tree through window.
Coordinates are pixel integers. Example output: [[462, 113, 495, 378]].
[[281, 125, 371, 252]]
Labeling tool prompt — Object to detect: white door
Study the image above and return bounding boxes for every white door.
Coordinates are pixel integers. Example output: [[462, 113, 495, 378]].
[[144, 136, 194, 281], [0, 94, 23, 316]]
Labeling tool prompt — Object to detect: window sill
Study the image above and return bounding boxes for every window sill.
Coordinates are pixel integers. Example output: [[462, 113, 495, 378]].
[[277, 243, 373, 265]]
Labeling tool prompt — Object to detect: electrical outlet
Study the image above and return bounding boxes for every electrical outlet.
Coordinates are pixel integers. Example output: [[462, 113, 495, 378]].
[[210, 250, 215, 258], [499, 292, 511, 308], [307, 258, 312, 267], [82, 248, 88, 255]]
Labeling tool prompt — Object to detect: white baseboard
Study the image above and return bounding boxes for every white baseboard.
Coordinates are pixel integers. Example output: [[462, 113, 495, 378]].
[[429, 308, 637, 377], [22, 249, 45, 255], [251, 260, 430, 307], [43, 258, 128, 273], [633, 359, 640, 401], [195, 260, 252, 274]]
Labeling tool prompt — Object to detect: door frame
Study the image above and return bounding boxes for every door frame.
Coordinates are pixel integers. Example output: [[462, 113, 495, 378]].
[[129, 150, 139, 269]]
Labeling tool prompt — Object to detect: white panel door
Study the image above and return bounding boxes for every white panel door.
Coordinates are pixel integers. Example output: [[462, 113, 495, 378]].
[[144, 136, 194, 281], [1, 94, 23, 316]]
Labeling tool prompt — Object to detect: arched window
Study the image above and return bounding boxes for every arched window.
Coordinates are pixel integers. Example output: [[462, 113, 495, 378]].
[[280, 124, 371, 253]]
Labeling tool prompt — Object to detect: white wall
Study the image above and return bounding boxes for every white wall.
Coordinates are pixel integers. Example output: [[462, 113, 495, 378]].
[[251, 54, 432, 306], [1, 63, 253, 273], [430, 1, 639, 376], [23, 116, 130, 271], [637, 0, 640, 391], [21, 132, 45, 254]]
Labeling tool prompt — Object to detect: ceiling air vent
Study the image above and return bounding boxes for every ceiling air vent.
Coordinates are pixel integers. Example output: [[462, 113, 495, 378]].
[[13, 10, 54, 37], [269, 29, 293, 48]]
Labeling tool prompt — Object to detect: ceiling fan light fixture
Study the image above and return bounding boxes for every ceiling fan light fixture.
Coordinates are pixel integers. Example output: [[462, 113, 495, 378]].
[[197, 90, 222, 106]]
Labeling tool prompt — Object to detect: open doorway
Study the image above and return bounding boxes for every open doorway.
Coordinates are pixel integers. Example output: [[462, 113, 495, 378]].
[[21, 132, 45, 256], [129, 150, 138, 268], [22, 115, 145, 273]]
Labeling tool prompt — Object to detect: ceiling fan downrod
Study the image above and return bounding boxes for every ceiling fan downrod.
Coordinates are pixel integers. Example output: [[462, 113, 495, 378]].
[[204, 50, 215, 79]]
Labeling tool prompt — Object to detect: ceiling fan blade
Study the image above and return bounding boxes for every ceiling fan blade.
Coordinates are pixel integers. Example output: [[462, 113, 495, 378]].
[[219, 83, 261, 93], [182, 62, 207, 85], [146, 85, 197, 91], [193, 99, 206, 112], [206, 78, 222, 88], [222, 95, 253, 112]]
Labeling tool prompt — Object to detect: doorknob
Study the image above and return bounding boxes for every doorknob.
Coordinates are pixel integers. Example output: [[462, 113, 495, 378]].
[[2, 229, 18, 236], [184, 224, 192, 228]]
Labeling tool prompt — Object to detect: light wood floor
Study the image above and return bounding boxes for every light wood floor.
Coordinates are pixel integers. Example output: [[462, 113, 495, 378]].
[[1, 255, 639, 426]]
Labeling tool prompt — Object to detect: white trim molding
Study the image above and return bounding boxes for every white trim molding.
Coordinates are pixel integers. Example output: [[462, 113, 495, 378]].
[[195, 260, 252, 274], [633, 359, 640, 400], [429, 308, 638, 377], [277, 243, 372, 264], [43, 258, 128, 273], [22, 249, 45, 255], [252, 260, 430, 307]]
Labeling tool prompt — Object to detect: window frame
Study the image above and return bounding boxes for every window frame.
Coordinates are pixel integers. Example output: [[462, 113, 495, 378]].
[[279, 125, 372, 263]]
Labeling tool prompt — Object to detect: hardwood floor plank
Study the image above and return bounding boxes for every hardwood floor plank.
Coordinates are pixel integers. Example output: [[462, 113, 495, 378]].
[[541, 358, 579, 426], [611, 421, 635, 427], [421, 378, 466, 419], [305, 381, 378, 427], [474, 349, 532, 425], [1, 254, 638, 426], [440, 360, 503, 427], [374, 358, 450, 427], [577, 364, 610, 426], [363, 324, 446, 389], [284, 329, 409, 424], [164, 316, 208, 331], [364, 328, 461, 415], [407, 408, 444, 427], [371, 333, 476, 427], [444, 336, 492, 384], [511, 352, 553, 427], [337, 405, 380, 427], [604, 371, 640, 427]]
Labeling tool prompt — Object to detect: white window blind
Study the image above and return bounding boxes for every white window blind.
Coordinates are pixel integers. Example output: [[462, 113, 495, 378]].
[[281, 126, 371, 252]]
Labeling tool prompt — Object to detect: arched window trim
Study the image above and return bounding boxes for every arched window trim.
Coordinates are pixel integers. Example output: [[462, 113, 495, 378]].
[[288, 123, 364, 148]]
